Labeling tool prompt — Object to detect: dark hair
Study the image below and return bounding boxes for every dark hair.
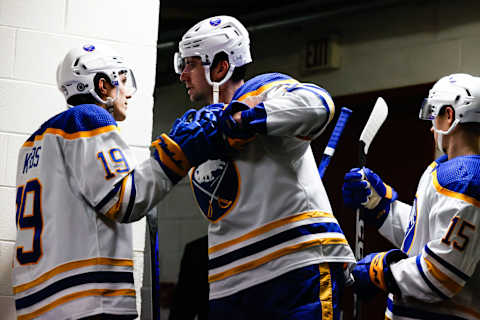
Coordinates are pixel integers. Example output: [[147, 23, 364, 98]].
[[67, 72, 112, 106], [211, 51, 249, 82], [459, 122, 480, 135], [67, 94, 97, 106], [438, 105, 449, 117]]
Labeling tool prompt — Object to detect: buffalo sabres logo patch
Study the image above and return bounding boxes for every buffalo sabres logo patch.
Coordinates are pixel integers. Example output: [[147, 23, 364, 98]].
[[190, 159, 240, 222]]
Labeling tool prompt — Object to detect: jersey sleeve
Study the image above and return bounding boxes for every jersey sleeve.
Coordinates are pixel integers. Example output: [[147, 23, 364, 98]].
[[390, 186, 480, 302], [61, 105, 173, 223], [378, 200, 412, 248], [262, 83, 335, 140]]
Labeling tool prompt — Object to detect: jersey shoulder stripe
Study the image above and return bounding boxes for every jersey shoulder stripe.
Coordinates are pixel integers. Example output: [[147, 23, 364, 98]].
[[285, 83, 335, 124], [232, 72, 299, 102], [433, 155, 480, 204], [24, 104, 117, 146]]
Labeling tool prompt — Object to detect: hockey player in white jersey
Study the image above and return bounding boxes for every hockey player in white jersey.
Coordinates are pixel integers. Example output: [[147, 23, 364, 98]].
[[174, 15, 355, 319], [13, 44, 223, 319], [342, 73, 480, 319]]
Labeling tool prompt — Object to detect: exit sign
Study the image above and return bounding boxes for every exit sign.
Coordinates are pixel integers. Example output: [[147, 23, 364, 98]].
[[302, 38, 340, 73]]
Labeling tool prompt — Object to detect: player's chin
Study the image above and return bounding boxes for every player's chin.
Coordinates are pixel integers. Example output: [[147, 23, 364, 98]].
[[114, 109, 127, 121]]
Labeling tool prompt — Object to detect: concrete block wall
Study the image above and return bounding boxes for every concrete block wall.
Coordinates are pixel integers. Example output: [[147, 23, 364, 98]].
[[152, 0, 480, 311], [0, 0, 159, 318]]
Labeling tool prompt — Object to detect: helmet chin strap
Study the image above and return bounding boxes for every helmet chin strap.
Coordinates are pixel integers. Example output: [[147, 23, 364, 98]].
[[204, 64, 235, 104], [432, 118, 459, 152], [106, 97, 115, 115], [90, 86, 119, 115], [212, 82, 219, 104]]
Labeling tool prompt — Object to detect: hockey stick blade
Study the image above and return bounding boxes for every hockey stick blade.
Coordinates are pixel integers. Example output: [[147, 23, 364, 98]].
[[318, 107, 353, 178], [358, 97, 388, 167], [354, 97, 388, 320]]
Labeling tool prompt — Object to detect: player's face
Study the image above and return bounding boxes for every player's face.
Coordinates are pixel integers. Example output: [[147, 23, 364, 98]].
[[108, 72, 132, 121], [431, 108, 450, 150], [179, 56, 211, 103]]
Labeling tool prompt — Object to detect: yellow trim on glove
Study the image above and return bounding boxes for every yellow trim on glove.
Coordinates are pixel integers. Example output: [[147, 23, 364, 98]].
[[384, 183, 393, 199], [369, 252, 388, 291], [152, 133, 191, 177]]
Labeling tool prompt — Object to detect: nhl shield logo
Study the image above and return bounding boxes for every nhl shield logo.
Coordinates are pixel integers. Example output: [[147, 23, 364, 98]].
[[190, 159, 240, 222]]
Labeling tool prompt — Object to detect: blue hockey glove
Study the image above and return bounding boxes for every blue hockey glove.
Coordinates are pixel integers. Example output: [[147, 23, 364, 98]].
[[151, 109, 220, 184], [352, 249, 407, 300], [342, 167, 398, 228], [219, 100, 266, 152], [195, 104, 225, 123]]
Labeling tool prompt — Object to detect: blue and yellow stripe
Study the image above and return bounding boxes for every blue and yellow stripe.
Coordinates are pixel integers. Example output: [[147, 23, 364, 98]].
[[208, 236, 348, 283], [208, 211, 335, 254], [208, 222, 345, 270], [15, 271, 134, 310], [13, 257, 133, 294], [17, 288, 135, 320]]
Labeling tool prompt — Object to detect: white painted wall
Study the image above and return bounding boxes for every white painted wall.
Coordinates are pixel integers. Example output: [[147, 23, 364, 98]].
[[0, 0, 159, 318], [153, 0, 480, 315]]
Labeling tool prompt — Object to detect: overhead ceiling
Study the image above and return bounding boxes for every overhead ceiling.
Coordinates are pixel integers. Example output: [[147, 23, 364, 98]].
[[157, 0, 411, 45], [155, 0, 417, 85]]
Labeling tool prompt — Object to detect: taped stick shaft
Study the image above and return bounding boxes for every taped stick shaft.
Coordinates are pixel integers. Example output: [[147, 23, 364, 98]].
[[318, 107, 352, 178]]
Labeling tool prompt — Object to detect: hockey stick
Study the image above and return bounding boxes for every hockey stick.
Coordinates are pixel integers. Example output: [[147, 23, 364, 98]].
[[353, 97, 388, 320], [318, 107, 353, 179], [146, 209, 161, 320]]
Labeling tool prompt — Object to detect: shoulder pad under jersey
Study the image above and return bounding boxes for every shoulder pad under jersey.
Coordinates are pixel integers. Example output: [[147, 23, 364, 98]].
[[232, 72, 296, 101], [435, 155, 480, 202], [26, 104, 117, 143]]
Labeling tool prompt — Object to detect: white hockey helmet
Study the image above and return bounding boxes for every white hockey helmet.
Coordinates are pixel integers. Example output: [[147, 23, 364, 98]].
[[420, 73, 480, 151], [173, 15, 252, 87], [56, 44, 137, 107], [420, 73, 480, 125]]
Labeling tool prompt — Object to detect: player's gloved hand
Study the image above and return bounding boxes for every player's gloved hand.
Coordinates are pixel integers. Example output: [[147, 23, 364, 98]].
[[219, 99, 267, 152], [342, 167, 398, 228], [352, 249, 407, 300], [195, 104, 225, 124], [151, 109, 220, 184]]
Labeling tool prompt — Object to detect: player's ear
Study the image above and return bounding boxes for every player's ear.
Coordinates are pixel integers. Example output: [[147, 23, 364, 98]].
[[97, 78, 110, 97], [446, 105, 455, 123], [212, 60, 230, 82]]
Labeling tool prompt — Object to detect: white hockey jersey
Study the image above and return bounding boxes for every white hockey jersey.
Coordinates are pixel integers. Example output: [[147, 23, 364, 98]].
[[190, 73, 356, 300], [380, 155, 480, 320], [13, 104, 173, 319]]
